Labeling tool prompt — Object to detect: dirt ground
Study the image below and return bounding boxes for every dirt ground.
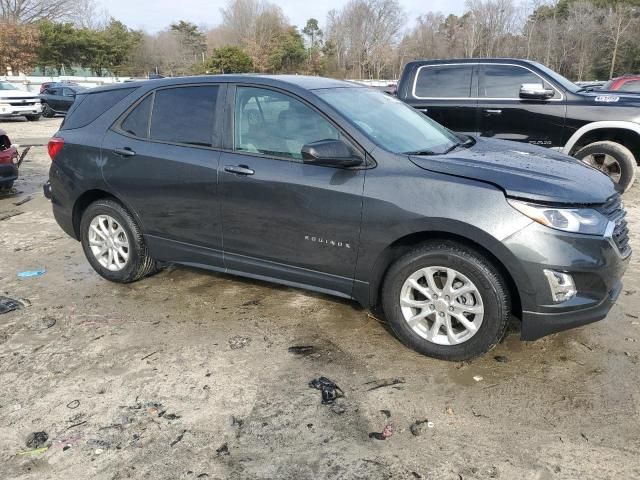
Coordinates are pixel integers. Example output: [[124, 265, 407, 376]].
[[1, 117, 639, 480]]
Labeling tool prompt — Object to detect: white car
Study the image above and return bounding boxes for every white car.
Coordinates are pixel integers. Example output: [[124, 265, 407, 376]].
[[0, 81, 42, 121]]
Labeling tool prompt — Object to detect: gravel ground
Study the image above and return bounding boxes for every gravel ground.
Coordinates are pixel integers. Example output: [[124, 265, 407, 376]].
[[1, 117, 640, 480]]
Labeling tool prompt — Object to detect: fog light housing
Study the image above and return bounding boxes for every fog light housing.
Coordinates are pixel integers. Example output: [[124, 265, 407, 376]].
[[543, 269, 577, 303]]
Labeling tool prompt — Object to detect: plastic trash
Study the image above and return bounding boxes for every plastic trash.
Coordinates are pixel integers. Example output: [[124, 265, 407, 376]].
[[0, 296, 22, 314], [309, 377, 344, 404], [17, 269, 46, 278]]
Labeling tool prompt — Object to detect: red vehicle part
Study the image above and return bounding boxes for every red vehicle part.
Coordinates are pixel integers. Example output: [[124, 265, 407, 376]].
[[603, 75, 640, 93], [0, 129, 20, 190]]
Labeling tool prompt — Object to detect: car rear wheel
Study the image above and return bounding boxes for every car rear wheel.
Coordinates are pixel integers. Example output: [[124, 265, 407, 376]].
[[381, 241, 511, 361], [80, 199, 159, 283], [25, 114, 41, 121], [574, 141, 636, 192], [41, 103, 54, 118]]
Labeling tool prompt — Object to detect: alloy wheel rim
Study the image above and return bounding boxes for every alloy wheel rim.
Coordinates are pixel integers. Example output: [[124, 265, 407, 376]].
[[88, 215, 130, 271], [399, 266, 484, 346], [581, 153, 622, 183]]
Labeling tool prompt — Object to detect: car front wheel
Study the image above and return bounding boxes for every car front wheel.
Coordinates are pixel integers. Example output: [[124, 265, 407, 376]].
[[381, 241, 511, 361], [574, 141, 636, 192], [80, 199, 158, 283], [41, 103, 55, 118], [25, 114, 41, 121]]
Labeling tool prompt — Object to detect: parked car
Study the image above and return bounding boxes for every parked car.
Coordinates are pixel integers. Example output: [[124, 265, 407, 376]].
[[602, 75, 640, 93], [44, 75, 630, 360], [39, 80, 79, 94], [0, 81, 42, 121], [396, 58, 640, 191], [0, 129, 19, 191], [40, 85, 86, 117]]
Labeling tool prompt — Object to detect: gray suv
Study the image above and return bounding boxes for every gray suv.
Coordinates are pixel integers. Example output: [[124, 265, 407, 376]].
[[44, 75, 630, 360]]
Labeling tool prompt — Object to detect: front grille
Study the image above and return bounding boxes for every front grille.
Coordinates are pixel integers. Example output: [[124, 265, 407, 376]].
[[7, 98, 38, 107], [600, 194, 631, 256]]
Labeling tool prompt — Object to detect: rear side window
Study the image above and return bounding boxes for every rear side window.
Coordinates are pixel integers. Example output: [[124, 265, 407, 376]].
[[414, 65, 473, 98], [120, 95, 152, 138], [480, 64, 557, 99], [149, 86, 218, 146], [63, 87, 136, 130]]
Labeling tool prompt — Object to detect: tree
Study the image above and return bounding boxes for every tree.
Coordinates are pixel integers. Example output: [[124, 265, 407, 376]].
[[197, 46, 254, 73], [602, 2, 639, 78], [1, 0, 86, 23], [36, 20, 84, 74], [269, 26, 305, 73], [0, 22, 39, 74], [170, 20, 207, 63], [303, 18, 322, 47]]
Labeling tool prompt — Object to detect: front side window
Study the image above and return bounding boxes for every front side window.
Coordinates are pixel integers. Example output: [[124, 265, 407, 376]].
[[480, 65, 558, 99], [414, 65, 473, 98], [234, 86, 340, 160], [149, 86, 218, 146], [316, 87, 459, 154]]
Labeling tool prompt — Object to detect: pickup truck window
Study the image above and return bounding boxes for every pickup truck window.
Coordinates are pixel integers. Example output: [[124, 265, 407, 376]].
[[480, 64, 557, 99], [317, 87, 459, 154], [414, 65, 473, 99]]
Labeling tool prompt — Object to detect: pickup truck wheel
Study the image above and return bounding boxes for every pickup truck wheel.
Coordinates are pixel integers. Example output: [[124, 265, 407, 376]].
[[381, 241, 510, 361], [80, 199, 159, 283], [574, 141, 636, 192], [25, 114, 41, 121], [41, 103, 54, 118]]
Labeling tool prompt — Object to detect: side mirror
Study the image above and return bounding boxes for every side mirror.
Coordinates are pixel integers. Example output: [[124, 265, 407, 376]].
[[519, 83, 555, 100], [301, 139, 363, 168]]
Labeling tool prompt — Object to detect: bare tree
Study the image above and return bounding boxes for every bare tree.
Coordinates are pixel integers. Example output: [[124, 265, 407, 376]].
[[0, 0, 84, 23], [603, 2, 639, 79]]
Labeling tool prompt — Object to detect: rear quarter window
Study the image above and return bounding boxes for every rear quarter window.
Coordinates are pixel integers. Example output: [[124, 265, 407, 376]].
[[62, 87, 136, 130]]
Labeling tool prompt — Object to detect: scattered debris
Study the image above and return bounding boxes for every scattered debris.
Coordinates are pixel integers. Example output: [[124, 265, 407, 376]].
[[17, 269, 46, 279], [625, 313, 639, 319], [242, 299, 261, 306], [0, 211, 24, 221], [228, 336, 251, 350], [13, 196, 32, 206], [26, 431, 49, 449], [17, 447, 48, 456], [0, 296, 22, 314], [141, 351, 158, 361], [409, 420, 434, 436], [411, 472, 422, 479], [494, 355, 508, 363], [624, 290, 636, 296], [67, 400, 80, 409], [471, 407, 488, 418], [581, 433, 589, 442], [446, 406, 454, 415], [288, 345, 316, 356], [216, 443, 230, 456], [369, 423, 394, 440], [43, 316, 57, 328], [171, 430, 187, 447], [66, 421, 87, 430], [380, 409, 391, 418], [229, 415, 243, 428], [364, 378, 406, 391], [159, 412, 181, 421], [309, 377, 344, 404], [330, 402, 346, 415], [472, 375, 484, 382], [94, 448, 104, 455]]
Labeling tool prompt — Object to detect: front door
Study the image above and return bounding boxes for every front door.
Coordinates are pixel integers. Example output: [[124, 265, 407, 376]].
[[101, 84, 226, 266], [219, 85, 365, 297], [477, 63, 566, 148]]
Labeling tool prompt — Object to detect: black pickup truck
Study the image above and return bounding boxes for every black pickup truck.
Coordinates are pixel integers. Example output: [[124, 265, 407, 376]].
[[396, 58, 640, 191]]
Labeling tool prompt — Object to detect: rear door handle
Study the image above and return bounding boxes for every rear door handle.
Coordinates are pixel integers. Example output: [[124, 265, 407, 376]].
[[224, 165, 255, 176], [483, 109, 502, 115], [113, 147, 136, 157]]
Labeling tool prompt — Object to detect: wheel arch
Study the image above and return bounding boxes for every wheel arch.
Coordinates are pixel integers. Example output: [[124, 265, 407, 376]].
[[366, 230, 527, 321], [563, 121, 640, 162], [72, 189, 143, 240]]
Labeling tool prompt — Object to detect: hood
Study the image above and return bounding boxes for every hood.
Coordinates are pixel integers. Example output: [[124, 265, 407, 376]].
[[580, 90, 640, 105], [409, 137, 615, 204], [0, 90, 39, 99]]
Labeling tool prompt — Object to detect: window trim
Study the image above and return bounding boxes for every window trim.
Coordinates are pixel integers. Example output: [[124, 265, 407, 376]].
[[412, 62, 564, 102], [228, 83, 369, 167], [112, 83, 226, 150], [412, 63, 474, 100]]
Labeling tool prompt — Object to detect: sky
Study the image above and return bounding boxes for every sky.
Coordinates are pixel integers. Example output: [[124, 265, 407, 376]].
[[95, 0, 467, 32]]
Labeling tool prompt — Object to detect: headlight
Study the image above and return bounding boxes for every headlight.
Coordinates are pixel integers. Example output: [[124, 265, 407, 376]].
[[508, 199, 610, 235]]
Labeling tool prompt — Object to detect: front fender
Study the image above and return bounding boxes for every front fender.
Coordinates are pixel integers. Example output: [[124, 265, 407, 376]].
[[563, 121, 640, 154]]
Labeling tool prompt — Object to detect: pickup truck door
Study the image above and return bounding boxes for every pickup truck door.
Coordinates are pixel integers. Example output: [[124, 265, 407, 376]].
[[477, 63, 566, 148], [403, 63, 478, 136]]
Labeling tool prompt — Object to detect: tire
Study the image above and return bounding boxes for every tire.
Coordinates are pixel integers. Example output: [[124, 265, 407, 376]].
[[574, 141, 636, 192], [0, 181, 14, 193], [25, 114, 41, 121], [381, 241, 510, 361], [41, 103, 55, 118], [80, 199, 158, 283]]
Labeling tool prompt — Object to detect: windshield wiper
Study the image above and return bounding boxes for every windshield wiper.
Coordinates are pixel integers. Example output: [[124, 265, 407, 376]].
[[403, 149, 438, 156]]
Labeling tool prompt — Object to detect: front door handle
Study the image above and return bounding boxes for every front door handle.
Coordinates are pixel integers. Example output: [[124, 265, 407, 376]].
[[483, 109, 502, 116], [113, 147, 136, 157], [224, 165, 255, 176]]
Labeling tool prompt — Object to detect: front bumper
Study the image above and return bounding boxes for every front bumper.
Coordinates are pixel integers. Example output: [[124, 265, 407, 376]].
[[0, 103, 42, 117], [0, 163, 18, 186], [504, 222, 631, 340]]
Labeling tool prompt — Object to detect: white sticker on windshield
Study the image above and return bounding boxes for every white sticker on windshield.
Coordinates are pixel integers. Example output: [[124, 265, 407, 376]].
[[595, 95, 620, 103]]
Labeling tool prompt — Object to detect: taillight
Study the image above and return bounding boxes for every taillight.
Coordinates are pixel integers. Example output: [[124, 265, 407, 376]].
[[48, 137, 64, 160]]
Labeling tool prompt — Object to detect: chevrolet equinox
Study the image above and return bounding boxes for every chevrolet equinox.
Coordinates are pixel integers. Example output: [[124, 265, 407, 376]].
[[44, 75, 631, 361]]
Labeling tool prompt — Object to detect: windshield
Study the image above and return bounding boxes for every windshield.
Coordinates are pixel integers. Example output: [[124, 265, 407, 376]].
[[0, 82, 19, 91], [316, 87, 460, 154], [530, 62, 579, 93]]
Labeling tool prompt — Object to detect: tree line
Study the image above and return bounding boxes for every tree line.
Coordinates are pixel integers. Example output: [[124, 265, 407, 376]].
[[1, 0, 639, 81]]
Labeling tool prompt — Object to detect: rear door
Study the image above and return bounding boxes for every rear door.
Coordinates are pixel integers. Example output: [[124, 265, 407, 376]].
[[101, 84, 226, 266], [46, 87, 65, 111], [218, 85, 365, 297], [409, 64, 477, 135], [61, 87, 77, 111], [477, 63, 566, 147]]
